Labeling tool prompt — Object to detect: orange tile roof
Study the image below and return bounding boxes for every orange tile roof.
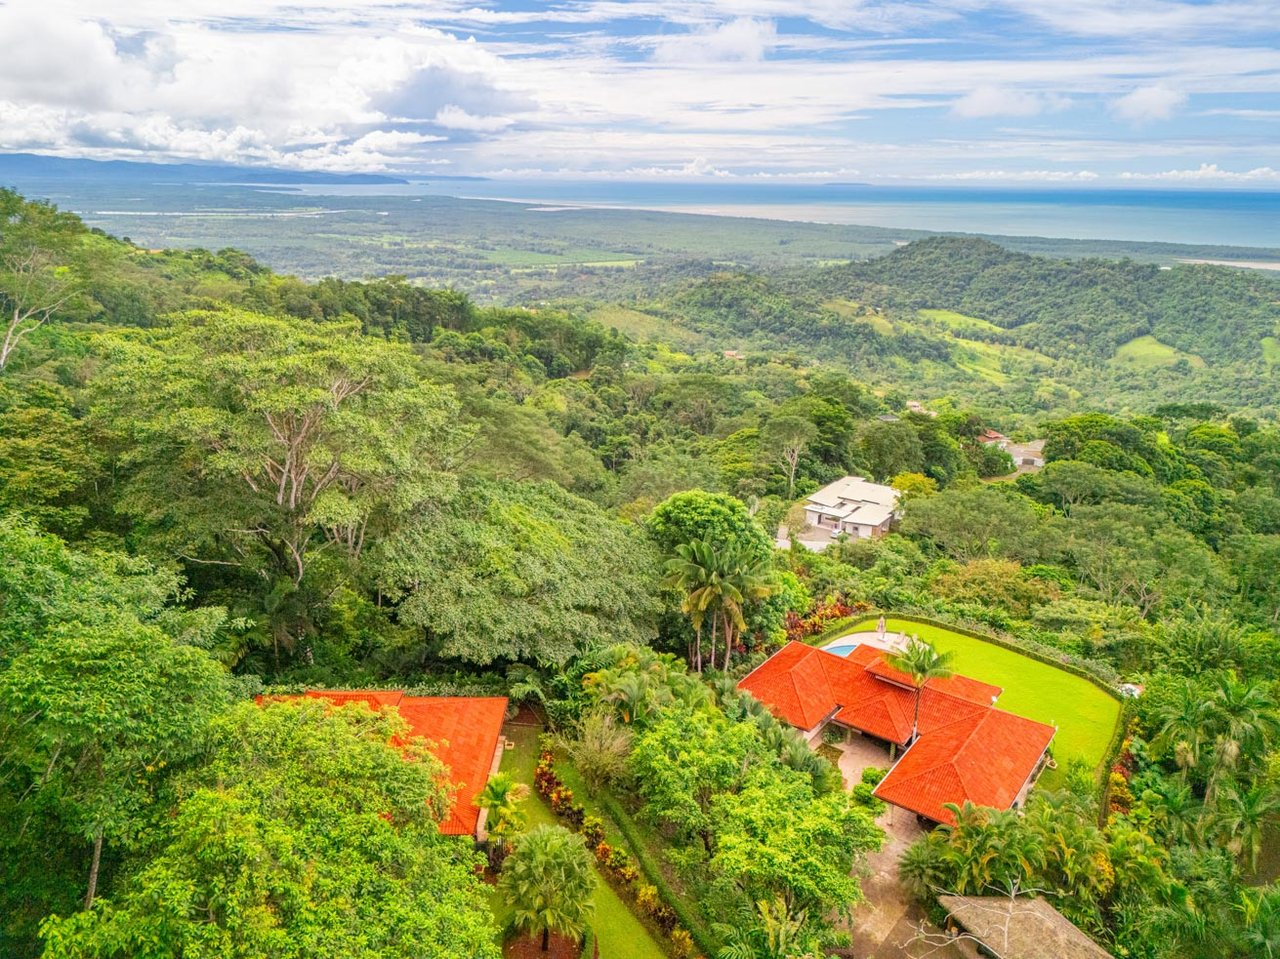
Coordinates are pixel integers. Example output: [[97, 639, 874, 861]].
[[874, 708, 1056, 824], [265, 690, 508, 837], [739, 642, 1055, 822]]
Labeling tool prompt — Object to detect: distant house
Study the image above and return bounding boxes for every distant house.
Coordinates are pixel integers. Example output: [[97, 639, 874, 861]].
[[979, 428, 1009, 446], [264, 690, 509, 840], [938, 895, 1111, 959], [905, 400, 938, 418], [738, 642, 1055, 825], [801, 475, 900, 541], [1005, 439, 1046, 469]]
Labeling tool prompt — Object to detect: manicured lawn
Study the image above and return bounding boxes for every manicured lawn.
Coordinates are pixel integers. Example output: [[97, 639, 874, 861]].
[[834, 618, 1123, 788], [495, 723, 669, 959]]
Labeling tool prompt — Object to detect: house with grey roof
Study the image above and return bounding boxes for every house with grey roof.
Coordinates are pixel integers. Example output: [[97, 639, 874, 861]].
[[800, 475, 900, 542]]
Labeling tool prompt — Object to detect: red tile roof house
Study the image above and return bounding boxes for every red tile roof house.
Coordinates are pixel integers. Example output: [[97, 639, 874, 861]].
[[738, 642, 1055, 825], [260, 690, 509, 840]]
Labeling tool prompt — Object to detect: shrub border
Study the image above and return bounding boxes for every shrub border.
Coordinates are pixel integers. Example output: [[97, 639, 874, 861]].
[[595, 789, 721, 959]]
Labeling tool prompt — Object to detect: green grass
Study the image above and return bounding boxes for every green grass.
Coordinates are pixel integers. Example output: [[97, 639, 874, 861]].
[[496, 724, 669, 959], [835, 618, 1123, 788], [1111, 334, 1206, 369], [917, 308, 1003, 334], [824, 299, 894, 334], [588, 305, 707, 348], [1262, 336, 1280, 365]]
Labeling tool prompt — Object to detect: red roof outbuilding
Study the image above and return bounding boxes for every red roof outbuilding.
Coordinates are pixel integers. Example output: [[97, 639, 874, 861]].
[[268, 690, 509, 837], [738, 642, 1054, 824]]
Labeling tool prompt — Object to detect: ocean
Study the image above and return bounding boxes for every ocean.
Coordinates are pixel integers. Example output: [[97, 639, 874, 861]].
[[287, 180, 1280, 250]]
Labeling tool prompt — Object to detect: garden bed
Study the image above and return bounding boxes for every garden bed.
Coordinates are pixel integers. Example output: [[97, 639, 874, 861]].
[[495, 724, 668, 959]]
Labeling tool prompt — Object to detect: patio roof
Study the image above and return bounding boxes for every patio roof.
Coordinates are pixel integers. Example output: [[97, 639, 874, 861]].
[[938, 895, 1111, 959]]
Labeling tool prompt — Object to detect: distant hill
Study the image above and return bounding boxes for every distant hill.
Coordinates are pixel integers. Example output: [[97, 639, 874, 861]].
[[818, 236, 1280, 364], [0, 152, 408, 186]]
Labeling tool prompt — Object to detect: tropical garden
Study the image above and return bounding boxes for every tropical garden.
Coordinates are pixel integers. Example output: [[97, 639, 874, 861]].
[[1, 187, 1279, 957]]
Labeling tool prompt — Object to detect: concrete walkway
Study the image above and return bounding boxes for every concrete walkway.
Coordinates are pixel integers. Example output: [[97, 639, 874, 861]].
[[848, 807, 967, 959]]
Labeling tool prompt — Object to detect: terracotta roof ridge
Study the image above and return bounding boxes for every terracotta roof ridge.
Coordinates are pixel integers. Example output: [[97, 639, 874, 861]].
[[949, 712, 1000, 798]]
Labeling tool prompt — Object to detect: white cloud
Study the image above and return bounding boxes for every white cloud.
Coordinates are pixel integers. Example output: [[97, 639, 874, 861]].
[[951, 86, 1069, 118], [0, 1, 1274, 182], [624, 157, 735, 177], [1110, 84, 1186, 124], [433, 104, 515, 131], [1119, 163, 1280, 181], [651, 18, 777, 63], [908, 168, 1101, 181]]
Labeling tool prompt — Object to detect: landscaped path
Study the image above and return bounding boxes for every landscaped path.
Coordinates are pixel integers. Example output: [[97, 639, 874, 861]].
[[825, 617, 1123, 787], [493, 721, 667, 959], [846, 805, 969, 959]]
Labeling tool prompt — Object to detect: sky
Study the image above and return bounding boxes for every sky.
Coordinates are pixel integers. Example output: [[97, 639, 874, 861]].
[[1, 0, 1278, 185]]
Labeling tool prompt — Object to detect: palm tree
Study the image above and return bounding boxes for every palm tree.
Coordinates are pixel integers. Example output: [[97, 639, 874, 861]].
[[1139, 779, 1201, 846], [662, 538, 721, 672], [1207, 676, 1280, 774], [715, 541, 779, 669], [888, 636, 954, 743], [1213, 783, 1280, 873], [477, 772, 530, 867], [714, 897, 820, 959], [499, 824, 596, 951], [1152, 680, 1211, 778], [586, 667, 667, 725]]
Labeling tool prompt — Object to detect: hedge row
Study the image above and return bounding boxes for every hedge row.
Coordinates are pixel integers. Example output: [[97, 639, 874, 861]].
[[834, 611, 1124, 703], [595, 789, 721, 959]]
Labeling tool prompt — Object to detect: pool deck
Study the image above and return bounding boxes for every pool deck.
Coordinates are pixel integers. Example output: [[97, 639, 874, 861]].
[[824, 630, 912, 655]]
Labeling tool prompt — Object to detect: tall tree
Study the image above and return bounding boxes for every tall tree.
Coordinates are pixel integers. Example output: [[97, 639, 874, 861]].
[[888, 637, 955, 742], [97, 309, 467, 655], [39, 699, 499, 959], [0, 190, 86, 371], [499, 824, 595, 952], [0, 620, 229, 908], [376, 478, 660, 666], [761, 415, 817, 498]]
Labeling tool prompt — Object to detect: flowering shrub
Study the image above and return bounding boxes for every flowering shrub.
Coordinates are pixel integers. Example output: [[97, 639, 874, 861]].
[[581, 815, 606, 848], [534, 750, 559, 796], [784, 596, 870, 642], [669, 928, 695, 958], [634, 883, 660, 914], [534, 747, 677, 942]]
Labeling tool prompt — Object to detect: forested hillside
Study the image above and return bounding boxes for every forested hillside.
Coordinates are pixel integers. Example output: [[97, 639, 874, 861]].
[[3, 187, 1280, 959], [824, 236, 1280, 363], [582, 237, 1280, 417]]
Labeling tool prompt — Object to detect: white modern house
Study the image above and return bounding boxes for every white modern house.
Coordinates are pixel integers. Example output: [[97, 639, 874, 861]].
[[801, 475, 901, 540]]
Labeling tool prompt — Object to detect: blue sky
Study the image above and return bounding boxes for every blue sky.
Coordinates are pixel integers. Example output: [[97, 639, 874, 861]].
[[0, 0, 1277, 185]]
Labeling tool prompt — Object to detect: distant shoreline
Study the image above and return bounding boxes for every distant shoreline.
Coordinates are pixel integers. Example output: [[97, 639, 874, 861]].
[[1179, 258, 1280, 271]]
